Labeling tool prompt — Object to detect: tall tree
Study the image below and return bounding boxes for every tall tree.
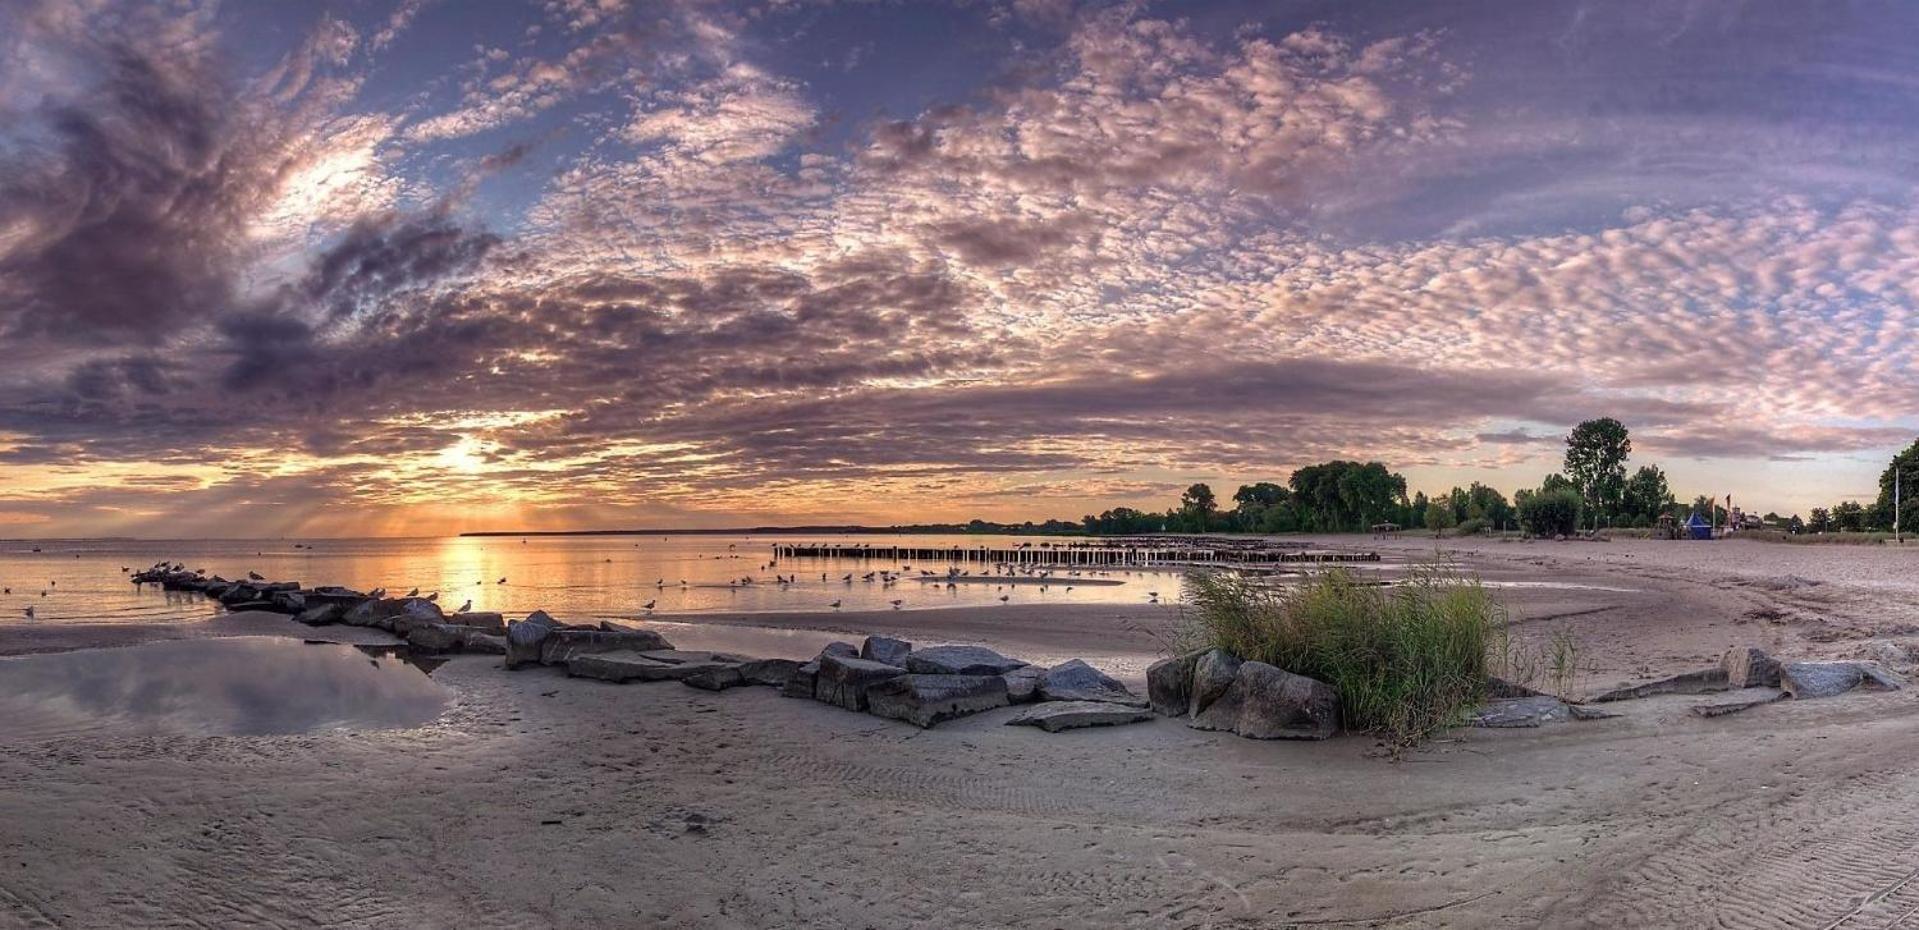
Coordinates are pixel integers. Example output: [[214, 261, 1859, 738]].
[[1875, 438, 1919, 534], [1564, 418, 1632, 522], [1621, 464, 1675, 524], [1179, 483, 1218, 531]]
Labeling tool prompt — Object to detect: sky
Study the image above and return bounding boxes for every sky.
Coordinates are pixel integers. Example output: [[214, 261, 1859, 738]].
[[3, 0, 1919, 537]]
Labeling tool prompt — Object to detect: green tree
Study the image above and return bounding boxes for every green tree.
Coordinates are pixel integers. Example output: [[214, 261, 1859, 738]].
[[1834, 500, 1868, 532], [1230, 482, 1290, 532], [1179, 483, 1218, 532], [1466, 482, 1512, 528], [1424, 501, 1455, 535], [1875, 439, 1919, 534], [1564, 418, 1632, 522], [1519, 488, 1582, 536], [1808, 507, 1831, 533], [1621, 465, 1675, 524]]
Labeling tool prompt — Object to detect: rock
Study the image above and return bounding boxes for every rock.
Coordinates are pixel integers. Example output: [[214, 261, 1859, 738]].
[[1568, 703, 1623, 721], [865, 674, 1009, 727], [1471, 696, 1571, 728], [1722, 647, 1783, 688], [226, 600, 277, 612], [1691, 689, 1787, 717], [1007, 701, 1155, 732], [1487, 675, 1548, 699], [447, 611, 506, 634], [814, 654, 907, 711], [1188, 661, 1340, 740], [636, 649, 748, 665], [738, 658, 801, 687], [682, 665, 747, 691], [1038, 659, 1142, 705], [342, 598, 406, 628], [1857, 640, 1916, 669], [904, 645, 1028, 676], [1001, 666, 1044, 704], [295, 603, 343, 627], [1188, 649, 1244, 717], [569, 651, 703, 683], [1147, 652, 1202, 717], [392, 599, 448, 635], [1781, 661, 1905, 699], [1591, 668, 1730, 703], [505, 610, 563, 670], [268, 591, 306, 614], [406, 623, 466, 654], [460, 629, 507, 655], [821, 642, 859, 660], [539, 628, 675, 666], [783, 661, 821, 698], [860, 636, 913, 667], [305, 586, 366, 609]]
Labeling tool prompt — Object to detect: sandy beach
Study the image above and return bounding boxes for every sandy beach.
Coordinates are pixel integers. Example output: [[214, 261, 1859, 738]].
[[6, 537, 1919, 928]]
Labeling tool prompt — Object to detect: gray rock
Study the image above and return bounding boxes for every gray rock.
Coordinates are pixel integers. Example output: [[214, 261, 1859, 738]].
[[860, 636, 914, 667], [406, 623, 466, 654], [1007, 700, 1155, 732], [1592, 668, 1730, 703], [739, 658, 802, 688], [341, 598, 384, 627], [568, 651, 734, 683], [1487, 675, 1548, 699], [392, 598, 448, 636], [1781, 661, 1906, 699], [460, 629, 507, 655], [1146, 651, 1202, 717], [682, 665, 747, 691], [1691, 689, 1787, 717], [1471, 696, 1571, 728], [814, 654, 908, 711], [865, 674, 1009, 727], [821, 642, 859, 660], [783, 661, 821, 699], [1568, 703, 1623, 721], [904, 645, 1028, 676], [1722, 647, 1783, 689], [1857, 640, 1916, 669], [1188, 649, 1244, 716], [268, 591, 306, 614], [504, 610, 563, 670], [1001, 666, 1044, 704], [295, 603, 343, 627], [1038, 659, 1142, 705], [1189, 661, 1340, 740], [539, 628, 676, 666], [447, 611, 506, 634], [637, 649, 747, 665]]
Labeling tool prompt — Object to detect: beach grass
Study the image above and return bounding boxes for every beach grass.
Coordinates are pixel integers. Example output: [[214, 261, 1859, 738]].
[[1179, 563, 1504, 747]]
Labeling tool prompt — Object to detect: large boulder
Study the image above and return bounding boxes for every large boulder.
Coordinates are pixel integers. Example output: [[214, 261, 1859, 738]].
[[460, 629, 507, 655], [866, 674, 1009, 727], [392, 599, 448, 635], [539, 628, 675, 666], [905, 645, 1028, 676], [268, 590, 306, 614], [739, 658, 802, 688], [1188, 649, 1244, 716], [447, 611, 506, 634], [821, 641, 859, 660], [860, 636, 914, 667], [504, 610, 563, 670], [682, 665, 747, 691], [1471, 696, 1571, 728], [1147, 652, 1202, 717], [1781, 661, 1906, 699], [569, 651, 727, 683], [1591, 668, 1730, 703], [406, 623, 466, 654], [343, 598, 405, 628], [1189, 661, 1340, 740], [1037, 659, 1143, 705], [305, 586, 368, 609], [1723, 647, 1783, 689], [783, 661, 821, 698], [814, 654, 908, 711], [295, 603, 343, 627], [1002, 666, 1044, 704], [1007, 701, 1154, 732]]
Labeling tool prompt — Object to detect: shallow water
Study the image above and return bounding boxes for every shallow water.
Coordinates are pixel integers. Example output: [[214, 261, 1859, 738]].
[[0, 534, 1181, 626], [0, 637, 452, 740]]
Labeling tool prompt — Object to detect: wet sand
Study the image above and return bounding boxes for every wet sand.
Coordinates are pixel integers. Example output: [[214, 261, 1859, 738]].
[[5, 539, 1919, 927]]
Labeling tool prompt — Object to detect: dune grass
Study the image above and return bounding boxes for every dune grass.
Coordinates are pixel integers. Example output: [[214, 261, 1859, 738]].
[[1178, 564, 1505, 747]]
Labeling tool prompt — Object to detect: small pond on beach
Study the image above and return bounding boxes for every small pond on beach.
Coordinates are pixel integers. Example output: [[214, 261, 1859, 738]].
[[0, 637, 452, 740]]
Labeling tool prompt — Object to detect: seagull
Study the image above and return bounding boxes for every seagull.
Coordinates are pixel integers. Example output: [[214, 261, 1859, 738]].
[[643, 600, 656, 610], [998, 594, 1010, 603], [829, 600, 841, 609], [406, 587, 419, 598], [497, 577, 507, 584], [457, 600, 472, 613], [425, 592, 438, 602], [22, 606, 32, 619], [890, 599, 903, 609], [247, 571, 264, 581], [120, 566, 129, 573]]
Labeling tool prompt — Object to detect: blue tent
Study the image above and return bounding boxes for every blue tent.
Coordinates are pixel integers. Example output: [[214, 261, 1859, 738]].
[[1686, 510, 1713, 540]]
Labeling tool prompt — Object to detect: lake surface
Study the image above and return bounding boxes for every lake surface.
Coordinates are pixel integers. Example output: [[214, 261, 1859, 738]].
[[0, 534, 1183, 626], [0, 637, 452, 740]]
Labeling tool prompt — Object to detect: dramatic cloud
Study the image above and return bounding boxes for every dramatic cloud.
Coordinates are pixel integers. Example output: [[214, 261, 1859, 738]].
[[4, 0, 1919, 535]]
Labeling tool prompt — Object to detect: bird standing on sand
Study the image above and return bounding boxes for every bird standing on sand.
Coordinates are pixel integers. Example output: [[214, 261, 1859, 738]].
[[497, 577, 507, 584], [999, 595, 1010, 602], [247, 571, 264, 581], [23, 606, 33, 619], [829, 600, 841, 609], [890, 599, 903, 609], [643, 600, 656, 610]]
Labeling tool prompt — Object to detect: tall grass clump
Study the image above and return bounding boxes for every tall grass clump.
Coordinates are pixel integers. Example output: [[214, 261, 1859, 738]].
[[1179, 564, 1505, 747]]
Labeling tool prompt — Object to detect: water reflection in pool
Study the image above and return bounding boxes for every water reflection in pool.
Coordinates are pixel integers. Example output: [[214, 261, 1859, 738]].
[[0, 637, 453, 740]]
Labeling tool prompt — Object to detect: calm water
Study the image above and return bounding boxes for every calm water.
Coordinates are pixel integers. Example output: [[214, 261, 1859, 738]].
[[0, 534, 1182, 626], [0, 637, 452, 739]]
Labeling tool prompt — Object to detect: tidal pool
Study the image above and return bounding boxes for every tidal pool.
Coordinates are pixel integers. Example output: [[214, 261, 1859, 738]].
[[0, 636, 452, 740]]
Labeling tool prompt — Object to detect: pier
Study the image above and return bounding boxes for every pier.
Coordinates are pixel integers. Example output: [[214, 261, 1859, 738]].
[[769, 543, 1379, 567]]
